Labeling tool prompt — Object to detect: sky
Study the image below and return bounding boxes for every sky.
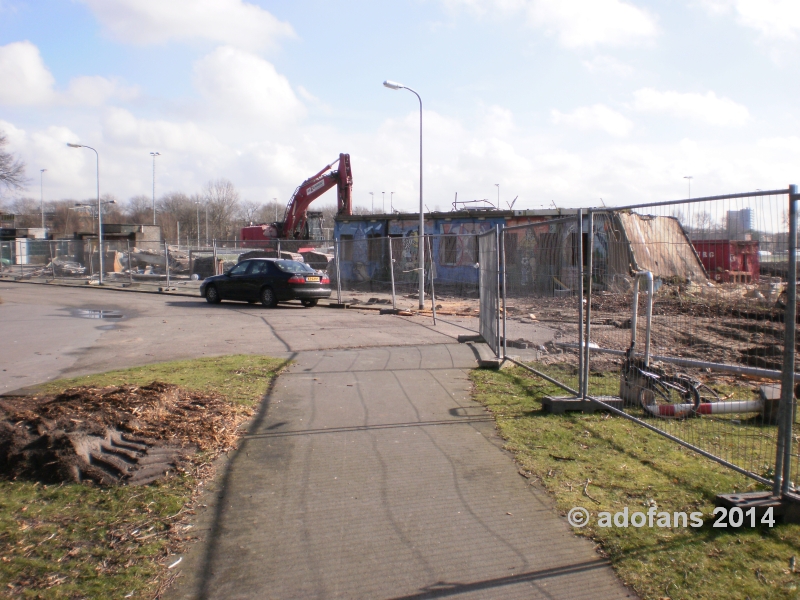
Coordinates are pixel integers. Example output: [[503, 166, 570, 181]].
[[0, 0, 799, 213]]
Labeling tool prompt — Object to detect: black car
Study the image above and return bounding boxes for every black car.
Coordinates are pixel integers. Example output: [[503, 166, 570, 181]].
[[200, 258, 332, 307]]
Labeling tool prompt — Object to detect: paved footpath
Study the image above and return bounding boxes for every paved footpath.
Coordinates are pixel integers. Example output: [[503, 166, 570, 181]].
[[168, 344, 634, 600]]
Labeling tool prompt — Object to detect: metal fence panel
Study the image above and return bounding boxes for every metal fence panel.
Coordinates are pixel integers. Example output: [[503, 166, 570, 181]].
[[479, 228, 499, 356], [576, 190, 797, 487]]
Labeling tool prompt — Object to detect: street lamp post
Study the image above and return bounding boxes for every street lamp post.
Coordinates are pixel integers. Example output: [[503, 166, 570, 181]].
[[382, 192, 385, 213], [274, 198, 278, 223], [370, 192, 374, 214], [390, 192, 395, 212], [205, 204, 209, 246], [495, 183, 500, 209], [383, 79, 424, 309], [67, 143, 103, 284], [684, 176, 693, 199], [150, 152, 160, 225], [40, 169, 47, 230]]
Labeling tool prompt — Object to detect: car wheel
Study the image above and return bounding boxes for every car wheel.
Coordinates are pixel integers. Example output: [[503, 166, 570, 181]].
[[205, 285, 221, 304], [301, 299, 318, 308], [260, 287, 277, 307]]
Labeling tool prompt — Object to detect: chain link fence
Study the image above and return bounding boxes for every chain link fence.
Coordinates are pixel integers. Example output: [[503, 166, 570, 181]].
[[497, 187, 799, 499]]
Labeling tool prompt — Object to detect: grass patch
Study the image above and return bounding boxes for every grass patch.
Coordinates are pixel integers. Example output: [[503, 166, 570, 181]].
[[472, 364, 800, 600], [1, 355, 287, 598]]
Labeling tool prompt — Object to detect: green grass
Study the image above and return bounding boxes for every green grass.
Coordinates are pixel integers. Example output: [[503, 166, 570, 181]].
[[472, 364, 800, 600], [1, 355, 288, 599]]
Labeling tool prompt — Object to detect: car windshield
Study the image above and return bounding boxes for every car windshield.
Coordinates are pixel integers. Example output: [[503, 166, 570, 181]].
[[274, 260, 315, 273]]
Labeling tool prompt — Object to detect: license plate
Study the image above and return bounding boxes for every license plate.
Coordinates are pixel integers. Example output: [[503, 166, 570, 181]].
[[305, 276, 320, 282]]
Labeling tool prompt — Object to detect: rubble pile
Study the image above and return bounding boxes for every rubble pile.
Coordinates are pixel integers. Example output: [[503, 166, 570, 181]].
[[0, 382, 250, 485]]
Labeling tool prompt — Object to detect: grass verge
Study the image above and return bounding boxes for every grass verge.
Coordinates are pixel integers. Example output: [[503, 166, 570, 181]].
[[472, 363, 800, 600], [0, 355, 287, 599]]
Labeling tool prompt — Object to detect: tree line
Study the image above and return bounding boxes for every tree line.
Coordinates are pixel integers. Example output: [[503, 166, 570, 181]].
[[0, 130, 369, 243]]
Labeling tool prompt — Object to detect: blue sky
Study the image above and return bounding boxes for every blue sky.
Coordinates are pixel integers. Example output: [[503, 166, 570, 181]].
[[1, 0, 798, 212]]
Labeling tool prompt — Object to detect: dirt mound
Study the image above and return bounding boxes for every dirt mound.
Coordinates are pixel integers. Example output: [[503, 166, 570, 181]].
[[0, 382, 250, 485]]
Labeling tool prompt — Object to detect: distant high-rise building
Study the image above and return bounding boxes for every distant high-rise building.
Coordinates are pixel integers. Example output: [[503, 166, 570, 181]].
[[727, 208, 753, 240]]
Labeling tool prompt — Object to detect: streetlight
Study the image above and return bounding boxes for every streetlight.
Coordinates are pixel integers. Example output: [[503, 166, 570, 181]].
[[40, 169, 47, 230], [67, 143, 104, 284], [390, 192, 395, 212], [382, 191, 385, 213], [495, 183, 500, 209], [274, 198, 278, 223], [150, 152, 160, 225], [684, 176, 693, 199], [370, 192, 374, 214], [383, 79, 424, 309]]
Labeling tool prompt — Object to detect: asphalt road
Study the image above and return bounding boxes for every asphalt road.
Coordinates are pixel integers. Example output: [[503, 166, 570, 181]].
[[0, 282, 495, 394]]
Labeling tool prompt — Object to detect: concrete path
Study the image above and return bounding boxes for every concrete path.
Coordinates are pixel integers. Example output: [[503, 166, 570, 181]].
[[168, 344, 633, 600]]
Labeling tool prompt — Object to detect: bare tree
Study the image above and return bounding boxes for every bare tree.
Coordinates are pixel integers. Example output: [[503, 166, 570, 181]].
[[237, 200, 261, 226], [0, 131, 26, 192], [203, 178, 240, 240], [124, 195, 152, 224]]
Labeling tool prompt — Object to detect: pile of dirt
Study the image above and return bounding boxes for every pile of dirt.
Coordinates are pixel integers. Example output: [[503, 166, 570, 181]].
[[0, 382, 250, 486]]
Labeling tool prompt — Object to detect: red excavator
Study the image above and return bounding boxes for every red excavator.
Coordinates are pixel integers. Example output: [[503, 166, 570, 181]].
[[242, 153, 352, 243]]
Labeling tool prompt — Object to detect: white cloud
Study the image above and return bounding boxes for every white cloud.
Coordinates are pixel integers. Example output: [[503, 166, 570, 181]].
[[193, 46, 306, 126], [699, 0, 800, 40], [441, 0, 657, 47], [65, 76, 139, 107], [78, 0, 294, 50], [552, 104, 633, 137], [582, 55, 634, 77], [102, 108, 224, 154], [633, 88, 750, 126], [0, 41, 139, 108], [0, 41, 55, 106]]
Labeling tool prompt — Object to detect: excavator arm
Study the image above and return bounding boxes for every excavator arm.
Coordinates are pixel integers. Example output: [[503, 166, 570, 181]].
[[282, 153, 352, 239]]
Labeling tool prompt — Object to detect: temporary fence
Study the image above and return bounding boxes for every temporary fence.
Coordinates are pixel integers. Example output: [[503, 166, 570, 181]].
[[495, 186, 799, 502], [478, 228, 500, 356]]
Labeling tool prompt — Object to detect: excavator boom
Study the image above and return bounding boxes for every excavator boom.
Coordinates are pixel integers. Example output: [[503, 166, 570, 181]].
[[282, 153, 352, 238]]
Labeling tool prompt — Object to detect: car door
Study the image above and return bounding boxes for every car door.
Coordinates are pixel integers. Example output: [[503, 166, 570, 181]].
[[242, 260, 270, 301], [219, 261, 251, 300]]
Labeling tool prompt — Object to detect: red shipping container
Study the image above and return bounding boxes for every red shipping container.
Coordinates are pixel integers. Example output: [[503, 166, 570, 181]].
[[692, 240, 759, 283]]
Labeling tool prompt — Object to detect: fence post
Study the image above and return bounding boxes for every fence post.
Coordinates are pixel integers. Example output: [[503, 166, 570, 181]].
[[388, 236, 397, 310], [165, 241, 170, 288], [213, 240, 218, 275], [427, 236, 436, 325], [495, 225, 501, 356], [48, 241, 55, 281], [501, 227, 507, 359], [127, 240, 133, 284], [774, 185, 798, 496], [334, 239, 342, 304], [582, 209, 595, 399], [577, 209, 584, 397]]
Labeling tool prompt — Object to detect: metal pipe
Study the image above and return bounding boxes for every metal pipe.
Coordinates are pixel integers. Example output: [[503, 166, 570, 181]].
[[212, 240, 217, 275], [427, 236, 436, 325], [127, 240, 133, 284], [605, 188, 788, 213], [577, 209, 584, 396], [556, 342, 800, 381], [165, 241, 170, 288], [495, 225, 501, 356], [504, 356, 774, 486], [630, 271, 654, 365], [388, 236, 397, 310], [501, 227, 507, 358], [583, 210, 594, 398], [775, 185, 798, 496], [334, 240, 342, 304]]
